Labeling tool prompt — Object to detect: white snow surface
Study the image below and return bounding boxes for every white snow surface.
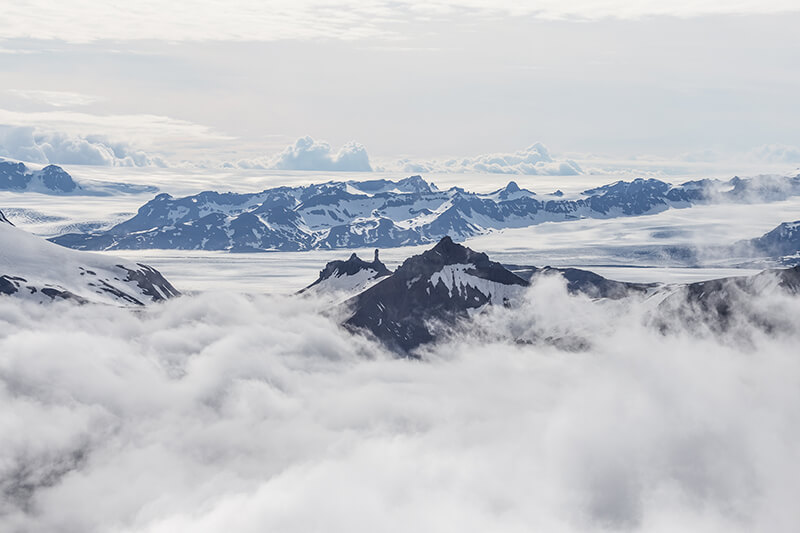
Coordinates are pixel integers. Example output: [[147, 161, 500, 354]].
[[303, 267, 386, 300], [0, 221, 174, 305], [430, 263, 525, 305]]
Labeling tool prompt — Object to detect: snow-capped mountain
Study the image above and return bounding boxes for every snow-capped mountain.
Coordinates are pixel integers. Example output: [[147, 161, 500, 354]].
[[0, 159, 79, 193], [0, 209, 179, 305], [51, 173, 800, 253], [0, 158, 158, 196], [333, 236, 800, 353], [342, 236, 530, 352], [300, 249, 392, 297]]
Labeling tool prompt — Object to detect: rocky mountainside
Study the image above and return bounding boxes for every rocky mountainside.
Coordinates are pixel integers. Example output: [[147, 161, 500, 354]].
[[342, 236, 529, 352], [654, 265, 800, 335], [332, 236, 800, 354], [0, 209, 179, 305], [746, 220, 800, 259], [50, 173, 800, 252]]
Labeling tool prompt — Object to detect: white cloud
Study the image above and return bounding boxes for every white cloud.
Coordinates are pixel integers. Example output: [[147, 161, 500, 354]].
[[0, 109, 230, 147], [749, 144, 800, 165], [0, 126, 167, 167], [7, 89, 99, 108], [398, 143, 582, 175], [237, 136, 373, 172], [1, 278, 799, 531], [2, 1, 800, 44], [0, 109, 234, 166]]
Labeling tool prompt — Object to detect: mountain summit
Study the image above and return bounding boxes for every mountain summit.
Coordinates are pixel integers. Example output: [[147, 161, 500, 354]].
[[343, 236, 529, 352]]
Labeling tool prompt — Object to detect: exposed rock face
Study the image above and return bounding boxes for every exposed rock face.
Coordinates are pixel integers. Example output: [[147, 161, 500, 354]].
[[0, 210, 12, 226]]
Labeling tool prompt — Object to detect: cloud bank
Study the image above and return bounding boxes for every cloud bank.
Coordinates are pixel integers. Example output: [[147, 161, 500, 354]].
[[2, 1, 800, 43], [235, 136, 373, 172], [0, 126, 167, 167], [1, 277, 799, 532], [399, 142, 582, 175], [7, 89, 99, 108]]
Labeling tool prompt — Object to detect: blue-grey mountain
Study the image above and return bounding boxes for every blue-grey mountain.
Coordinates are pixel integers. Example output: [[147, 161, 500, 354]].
[[51, 173, 800, 252]]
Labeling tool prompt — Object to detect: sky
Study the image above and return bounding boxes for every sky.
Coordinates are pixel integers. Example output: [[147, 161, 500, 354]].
[[1, 1, 800, 172]]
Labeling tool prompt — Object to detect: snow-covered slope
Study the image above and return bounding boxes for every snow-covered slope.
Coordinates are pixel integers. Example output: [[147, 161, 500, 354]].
[[0, 210, 179, 305], [300, 249, 391, 298], [51, 173, 800, 252]]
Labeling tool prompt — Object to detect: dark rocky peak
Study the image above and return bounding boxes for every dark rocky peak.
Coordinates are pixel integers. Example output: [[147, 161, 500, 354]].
[[395, 236, 527, 286], [0, 210, 12, 225], [343, 238, 528, 353], [39, 165, 78, 192]]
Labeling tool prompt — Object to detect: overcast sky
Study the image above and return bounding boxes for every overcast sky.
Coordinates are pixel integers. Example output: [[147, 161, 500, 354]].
[[1, 1, 799, 170]]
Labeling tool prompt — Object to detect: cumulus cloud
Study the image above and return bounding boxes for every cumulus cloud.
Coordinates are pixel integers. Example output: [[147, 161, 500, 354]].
[[0, 126, 167, 167], [398, 142, 582, 175], [237, 136, 373, 172], [1, 277, 800, 531]]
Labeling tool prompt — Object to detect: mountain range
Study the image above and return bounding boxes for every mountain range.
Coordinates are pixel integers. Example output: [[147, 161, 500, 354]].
[[51, 173, 800, 253], [304, 236, 800, 354]]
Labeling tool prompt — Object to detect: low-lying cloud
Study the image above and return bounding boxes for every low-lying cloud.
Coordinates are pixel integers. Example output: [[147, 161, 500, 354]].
[[0, 125, 167, 167], [399, 142, 582, 175], [235, 136, 373, 172], [2, 276, 799, 532]]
